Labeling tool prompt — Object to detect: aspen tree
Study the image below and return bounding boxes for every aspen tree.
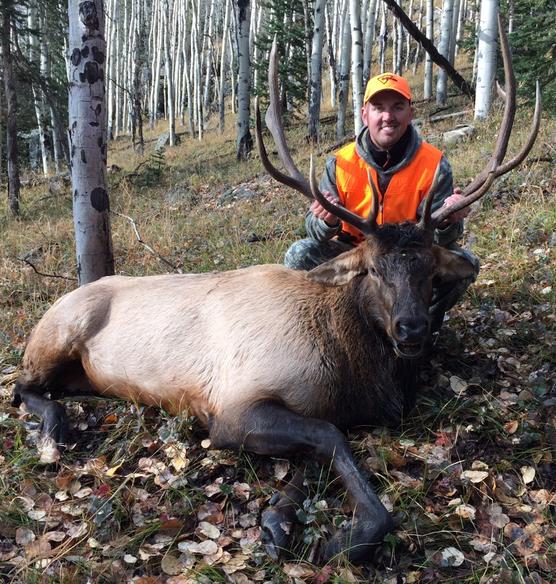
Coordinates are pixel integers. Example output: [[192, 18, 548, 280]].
[[436, 0, 454, 105], [336, 3, 351, 139], [363, 0, 378, 83], [163, 0, 176, 145], [474, 0, 498, 119], [423, 0, 433, 98], [349, 0, 364, 134], [325, 0, 338, 107], [28, 1, 50, 176], [378, 2, 387, 73], [2, 1, 20, 216], [219, 0, 230, 132], [308, 0, 326, 143], [235, 0, 252, 160], [68, 0, 114, 284]]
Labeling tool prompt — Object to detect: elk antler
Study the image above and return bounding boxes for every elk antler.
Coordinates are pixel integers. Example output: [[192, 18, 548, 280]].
[[430, 13, 542, 227], [255, 39, 380, 235]]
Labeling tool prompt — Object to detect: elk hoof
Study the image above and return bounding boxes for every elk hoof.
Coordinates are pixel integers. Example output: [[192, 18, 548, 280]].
[[260, 507, 294, 560], [320, 514, 394, 563]]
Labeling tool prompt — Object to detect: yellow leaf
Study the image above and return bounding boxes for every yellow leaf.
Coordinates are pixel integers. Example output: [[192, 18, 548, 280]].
[[520, 466, 535, 484], [105, 462, 123, 477]]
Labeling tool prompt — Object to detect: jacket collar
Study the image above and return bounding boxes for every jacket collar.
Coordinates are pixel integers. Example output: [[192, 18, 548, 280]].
[[355, 124, 422, 175]]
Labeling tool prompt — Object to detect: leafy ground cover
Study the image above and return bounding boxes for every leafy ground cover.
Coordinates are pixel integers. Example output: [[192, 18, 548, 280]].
[[0, 99, 555, 583]]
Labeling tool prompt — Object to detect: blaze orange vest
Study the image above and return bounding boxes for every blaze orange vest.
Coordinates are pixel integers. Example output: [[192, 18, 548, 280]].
[[334, 141, 444, 242]]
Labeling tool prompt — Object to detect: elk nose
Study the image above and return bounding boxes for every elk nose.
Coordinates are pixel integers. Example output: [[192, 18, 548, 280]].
[[393, 318, 429, 343]]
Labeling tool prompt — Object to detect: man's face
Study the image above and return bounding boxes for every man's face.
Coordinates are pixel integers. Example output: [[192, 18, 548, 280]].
[[361, 90, 413, 150]]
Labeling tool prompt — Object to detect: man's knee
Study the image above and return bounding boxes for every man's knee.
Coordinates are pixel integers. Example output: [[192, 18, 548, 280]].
[[284, 239, 320, 270]]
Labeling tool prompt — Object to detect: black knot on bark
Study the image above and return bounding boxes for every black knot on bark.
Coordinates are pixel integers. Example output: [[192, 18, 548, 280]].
[[79, 1, 99, 30], [90, 188, 110, 212]]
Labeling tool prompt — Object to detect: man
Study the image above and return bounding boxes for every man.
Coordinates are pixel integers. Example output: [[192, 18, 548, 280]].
[[284, 72, 479, 334]]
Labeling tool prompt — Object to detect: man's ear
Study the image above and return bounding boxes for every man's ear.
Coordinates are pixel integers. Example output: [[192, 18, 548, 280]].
[[433, 245, 476, 282], [307, 248, 367, 286]]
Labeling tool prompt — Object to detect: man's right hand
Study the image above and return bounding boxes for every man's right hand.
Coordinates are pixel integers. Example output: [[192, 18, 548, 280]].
[[310, 191, 341, 227]]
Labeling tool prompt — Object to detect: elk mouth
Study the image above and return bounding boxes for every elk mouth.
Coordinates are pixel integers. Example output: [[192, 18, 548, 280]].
[[392, 340, 425, 359]]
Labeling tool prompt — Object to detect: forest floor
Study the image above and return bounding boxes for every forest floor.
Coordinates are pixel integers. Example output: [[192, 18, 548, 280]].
[[0, 95, 555, 584]]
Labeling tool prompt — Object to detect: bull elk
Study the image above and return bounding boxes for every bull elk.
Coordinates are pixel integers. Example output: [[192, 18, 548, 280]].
[[13, 18, 540, 563]]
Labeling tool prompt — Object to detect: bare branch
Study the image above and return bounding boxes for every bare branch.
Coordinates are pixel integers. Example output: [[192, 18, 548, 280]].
[[112, 211, 182, 273], [17, 257, 77, 282]]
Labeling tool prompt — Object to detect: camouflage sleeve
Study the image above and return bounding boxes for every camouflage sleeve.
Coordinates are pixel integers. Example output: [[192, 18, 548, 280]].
[[305, 155, 342, 241], [417, 155, 464, 247]]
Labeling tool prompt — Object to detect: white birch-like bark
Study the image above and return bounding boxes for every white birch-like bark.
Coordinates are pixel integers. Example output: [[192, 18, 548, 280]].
[[68, 0, 114, 285], [349, 0, 364, 134], [363, 0, 378, 83], [474, 0, 498, 119], [308, 0, 326, 142], [235, 0, 251, 159], [325, 0, 337, 107], [435, 0, 454, 105], [29, 2, 50, 175], [162, 0, 175, 145], [378, 2, 387, 73], [404, 0, 414, 70], [336, 5, 351, 139], [423, 0, 433, 99], [218, 0, 230, 132], [202, 0, 215, 110], [448, 0, 461, 63]]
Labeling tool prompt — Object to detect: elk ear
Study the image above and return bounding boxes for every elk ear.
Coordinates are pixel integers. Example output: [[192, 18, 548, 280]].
[[432, 245, 476, 282], [306, 248, 367, 286]]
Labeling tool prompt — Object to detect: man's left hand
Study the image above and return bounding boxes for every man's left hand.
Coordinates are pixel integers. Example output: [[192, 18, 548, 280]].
[[441, 188, 471, 223]]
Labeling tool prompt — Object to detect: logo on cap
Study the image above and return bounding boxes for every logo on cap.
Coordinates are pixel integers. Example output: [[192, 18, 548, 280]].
[[377, 74, 398, 85]]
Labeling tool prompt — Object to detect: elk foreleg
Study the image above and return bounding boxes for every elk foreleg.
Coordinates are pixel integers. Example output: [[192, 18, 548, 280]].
[[260, 469, 306, 559], [209, 401, 394, 563], [12, 380, 68, 463]]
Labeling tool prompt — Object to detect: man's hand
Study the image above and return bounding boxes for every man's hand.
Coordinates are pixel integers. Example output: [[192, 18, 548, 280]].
[[310, 191, 341, 227], [441, 188, 471, 223]]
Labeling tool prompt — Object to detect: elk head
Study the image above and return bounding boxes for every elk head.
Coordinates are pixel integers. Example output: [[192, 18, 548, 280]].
[[256, 19, 540, 358]]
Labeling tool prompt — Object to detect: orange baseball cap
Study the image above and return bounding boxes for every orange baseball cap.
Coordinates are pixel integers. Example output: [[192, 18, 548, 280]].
[[364, 72, 412, 103]]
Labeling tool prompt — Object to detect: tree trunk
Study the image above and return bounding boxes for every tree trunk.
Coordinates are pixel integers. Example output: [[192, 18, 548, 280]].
[[435, 0, 454, 105], [336, 5, 351, 139], [308, 0, 326, 143], [68, 0, 114, 285], [235, 0, 252, 160], [219, 0, 230, 133], [349, 0, 364, 134], [363, 0, 378, 83], [2, 7, 20, 216], [423, 0, 433, 99], [163, 0, 176, 145], [474, 0, 498, 119]]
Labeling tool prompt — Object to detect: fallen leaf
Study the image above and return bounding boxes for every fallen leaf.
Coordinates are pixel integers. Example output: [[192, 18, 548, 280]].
[[15, 527, 35, 546], [197, 521, 220, 540], [450, 376, 468, 396], [274, 460, 289, 481], [461, 470, 489, 483], [431, 546, 465, 567], [503, 420, 519, 434], [521, 466, 536, 485], [161, 554, 182, 576], [454, 504, 476, 520], [283, 562, 315, 578]]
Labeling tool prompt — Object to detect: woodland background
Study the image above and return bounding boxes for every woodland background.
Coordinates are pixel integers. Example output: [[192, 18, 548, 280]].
[[0, 0, 555, 583]]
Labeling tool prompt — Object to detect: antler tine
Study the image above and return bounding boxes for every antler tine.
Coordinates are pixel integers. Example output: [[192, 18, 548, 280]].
[[309, 157, 378, 234], [431, 14, 541, 227], [262, 38, 312, 197], [462, 12, 516, 197], [417, 163, 442, 232], [255, 97, 312, 198]]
